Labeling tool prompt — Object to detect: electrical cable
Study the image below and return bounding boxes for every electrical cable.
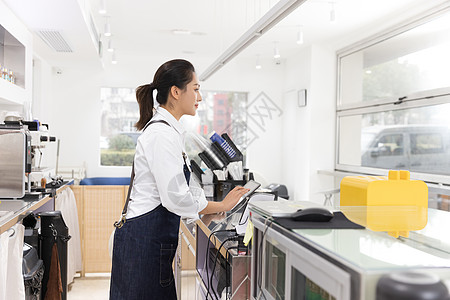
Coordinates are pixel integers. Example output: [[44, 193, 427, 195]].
[[225, 246, 238, 300], [210, 235, 239, 300], [205, 229, 235, 300]]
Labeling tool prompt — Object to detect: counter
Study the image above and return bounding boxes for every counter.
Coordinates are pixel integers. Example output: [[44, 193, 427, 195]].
[[0, 181, 73, 235], [249, 201, 450, 300], [179, 206, 251, 300]]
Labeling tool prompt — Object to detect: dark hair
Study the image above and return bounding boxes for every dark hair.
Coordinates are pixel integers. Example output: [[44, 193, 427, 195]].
[[135, 59, 195, 130]]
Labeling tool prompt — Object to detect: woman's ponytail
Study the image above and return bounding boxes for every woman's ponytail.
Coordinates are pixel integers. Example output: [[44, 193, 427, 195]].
[[135, 59, 195, 130], [135, 83, 156, 130]]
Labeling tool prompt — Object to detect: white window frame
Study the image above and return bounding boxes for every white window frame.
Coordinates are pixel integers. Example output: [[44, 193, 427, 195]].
[[335, 3, 450, 185]]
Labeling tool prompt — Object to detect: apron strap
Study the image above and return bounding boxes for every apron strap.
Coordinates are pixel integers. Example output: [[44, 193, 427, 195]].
[[114, 119, 170, 228]]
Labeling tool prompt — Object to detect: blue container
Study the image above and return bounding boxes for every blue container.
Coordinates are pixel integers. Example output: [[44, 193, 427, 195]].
[[209, 132, 236, 159]]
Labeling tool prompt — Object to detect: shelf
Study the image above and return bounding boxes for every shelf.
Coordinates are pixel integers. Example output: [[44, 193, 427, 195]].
[[0, 1, 32, 107], [0, 78, 27, 105]]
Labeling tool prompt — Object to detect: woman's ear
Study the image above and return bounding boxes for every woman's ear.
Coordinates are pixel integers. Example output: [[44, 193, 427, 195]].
[[170, 86, 180, 100]]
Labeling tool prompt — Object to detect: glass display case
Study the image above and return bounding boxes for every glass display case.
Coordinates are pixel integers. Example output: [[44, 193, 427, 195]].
[[0, 1, 32, 106], [264, 241, 286, 300], [0, 24, 25, 88], [250, 203, 450, 300]]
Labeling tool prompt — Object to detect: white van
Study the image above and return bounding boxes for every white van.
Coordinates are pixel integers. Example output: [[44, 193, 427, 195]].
[[361, 125, 450, 175]]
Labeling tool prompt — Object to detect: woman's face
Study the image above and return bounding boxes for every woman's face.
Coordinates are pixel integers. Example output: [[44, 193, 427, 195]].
[[179, 72, 202, 116]]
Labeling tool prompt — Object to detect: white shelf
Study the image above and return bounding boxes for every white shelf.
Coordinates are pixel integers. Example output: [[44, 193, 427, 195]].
[[0, 79, 27, 105], [0, 1, 32, 107]]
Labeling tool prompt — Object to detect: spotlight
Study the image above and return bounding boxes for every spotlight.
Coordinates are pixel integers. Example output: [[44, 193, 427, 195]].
[[104, 19, 111, 37], [273, 44, 280, 59], [256, 55, 262, 69], [112, 52, 118, 64], [107, 39, 114, 52], [330, 2, 336, 23], [297, 30, 304, 45], [99, 0, 107, 14]]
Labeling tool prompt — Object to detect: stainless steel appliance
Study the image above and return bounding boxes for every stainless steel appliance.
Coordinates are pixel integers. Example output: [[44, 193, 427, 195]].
[[0, 123, 31, 198]]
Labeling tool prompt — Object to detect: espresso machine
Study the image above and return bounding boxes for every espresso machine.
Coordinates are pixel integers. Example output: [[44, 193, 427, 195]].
[[0, 122, 32, 198], [23, 121, 57, 188]]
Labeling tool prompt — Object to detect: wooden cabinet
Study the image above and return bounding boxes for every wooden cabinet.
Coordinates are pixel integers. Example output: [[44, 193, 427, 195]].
[[70, 185, 126, 275], [70, 185, 195, 275]]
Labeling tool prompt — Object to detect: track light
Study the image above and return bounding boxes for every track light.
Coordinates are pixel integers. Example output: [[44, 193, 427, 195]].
[[296, 29, 304, 45], [256, 55, 262, 70], [330, 2, 336, 23], [107, 39, 114, 52], [273, 44, 280, 59], [112, 52, 118, 64], [104, 18, 111, 37], [99, 0, 107, 14]]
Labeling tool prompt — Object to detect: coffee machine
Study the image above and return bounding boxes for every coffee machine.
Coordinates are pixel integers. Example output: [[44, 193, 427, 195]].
[[0, 122, 32, 198], [23, 121, 57, 188]]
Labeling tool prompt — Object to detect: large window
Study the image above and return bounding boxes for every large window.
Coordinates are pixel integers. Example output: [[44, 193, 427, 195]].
[[183, 91, 248, 166], [100, 87, 138, 166], [100, 88, 247, 166], [337, 5, 450, 183]]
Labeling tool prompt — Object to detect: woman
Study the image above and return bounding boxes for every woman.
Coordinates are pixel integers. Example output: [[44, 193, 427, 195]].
[[109, 59, 248, 299]]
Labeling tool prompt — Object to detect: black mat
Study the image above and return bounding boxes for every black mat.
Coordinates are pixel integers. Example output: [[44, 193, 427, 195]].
[[274, 212, 364, 230]]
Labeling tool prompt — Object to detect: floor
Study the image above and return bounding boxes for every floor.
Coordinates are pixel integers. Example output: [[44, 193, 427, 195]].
[[67, 271, 198, 300]]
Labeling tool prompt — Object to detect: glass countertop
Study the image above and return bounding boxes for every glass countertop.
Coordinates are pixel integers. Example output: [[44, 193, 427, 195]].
[[251, 201, 450, 273]]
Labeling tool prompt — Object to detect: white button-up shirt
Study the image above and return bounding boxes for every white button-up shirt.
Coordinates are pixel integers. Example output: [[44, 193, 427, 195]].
[[127, 107, 208, 219]]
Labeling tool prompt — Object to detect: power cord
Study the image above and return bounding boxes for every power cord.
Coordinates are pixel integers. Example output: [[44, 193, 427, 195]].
[[205, 229, 235, 300], [225, 246, 238, 300], [209, 235, 240, 300]]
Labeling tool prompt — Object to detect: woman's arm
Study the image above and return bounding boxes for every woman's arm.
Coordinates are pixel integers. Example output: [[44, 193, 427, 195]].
[[199, 186, 248, 214]]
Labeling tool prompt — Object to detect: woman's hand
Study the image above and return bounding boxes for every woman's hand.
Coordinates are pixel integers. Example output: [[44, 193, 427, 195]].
[[199, 186, 249, 215], [221, 186, 249, 211]]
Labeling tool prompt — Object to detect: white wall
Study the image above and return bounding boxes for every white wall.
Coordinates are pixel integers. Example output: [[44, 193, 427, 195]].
[[280, 45, 336, 202], [203, 57, 285, 185], [34, 54, 285, 181], [32, 42, 335, 204], [281, 46, 312, 201], [308, 45, 337, 202]]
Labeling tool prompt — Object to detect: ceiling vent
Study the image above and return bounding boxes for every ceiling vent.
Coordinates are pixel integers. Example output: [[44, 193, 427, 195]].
[[37, 30, 73, 53]]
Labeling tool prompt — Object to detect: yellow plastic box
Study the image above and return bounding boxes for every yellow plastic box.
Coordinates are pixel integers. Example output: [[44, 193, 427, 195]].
[[340, 170, 428, 238]]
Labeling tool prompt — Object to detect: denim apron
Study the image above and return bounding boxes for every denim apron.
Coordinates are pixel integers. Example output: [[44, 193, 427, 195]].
[[110, 121, 191, 300]]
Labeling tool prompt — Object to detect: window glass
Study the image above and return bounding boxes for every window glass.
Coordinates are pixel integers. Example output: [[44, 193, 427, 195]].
[[411, 133, 443, 154], [337, 8, 450, 183], [338, 103, 450, 175], [182, 91, 248, 166], [100, 87, 137, 166], [100, 88, 247, 166], [339, 11, 450, 106]]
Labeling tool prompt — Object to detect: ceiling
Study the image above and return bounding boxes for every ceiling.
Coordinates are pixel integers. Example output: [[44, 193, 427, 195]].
[[3, 0, 448, 76]]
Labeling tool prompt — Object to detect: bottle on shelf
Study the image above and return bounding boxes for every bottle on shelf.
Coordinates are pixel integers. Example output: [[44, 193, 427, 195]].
[[9, 71, 15, 84], [2, 67, 8, 81]]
